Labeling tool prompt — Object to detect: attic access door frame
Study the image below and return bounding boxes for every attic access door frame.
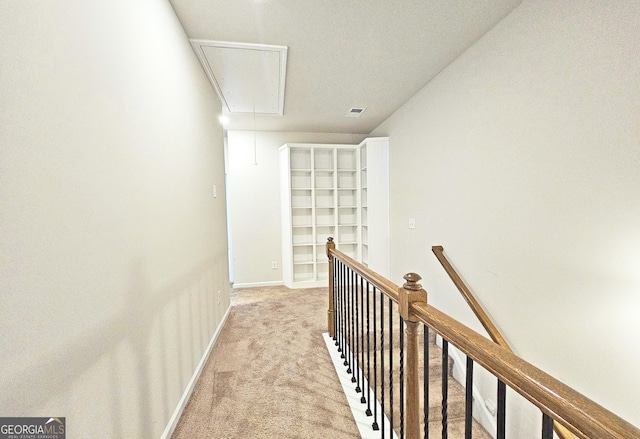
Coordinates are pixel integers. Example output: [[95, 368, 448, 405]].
[[190, 40, 288, 116]]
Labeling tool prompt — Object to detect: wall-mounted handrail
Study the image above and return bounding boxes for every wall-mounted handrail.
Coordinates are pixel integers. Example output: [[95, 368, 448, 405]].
[[432, 245, 575, 439], [431, 245, 510, 349]]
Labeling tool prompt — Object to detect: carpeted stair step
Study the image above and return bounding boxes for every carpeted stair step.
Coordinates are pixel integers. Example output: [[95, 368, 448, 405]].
[[422, 337, 492, 438], [372, 332, 493, 438], [424, 376, 467, 422], [426, 417, 493, 438]]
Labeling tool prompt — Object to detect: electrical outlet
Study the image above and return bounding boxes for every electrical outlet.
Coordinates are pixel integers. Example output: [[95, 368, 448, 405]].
[[271, 261, 278, 269]]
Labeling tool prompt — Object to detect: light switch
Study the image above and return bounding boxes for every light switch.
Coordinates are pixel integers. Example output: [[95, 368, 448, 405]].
[[408, 218, 416, 229], [213, 184, 217, 198]]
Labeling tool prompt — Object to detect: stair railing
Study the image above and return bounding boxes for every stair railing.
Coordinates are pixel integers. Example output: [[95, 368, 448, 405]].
[[327, 237, 640, 439], [432, 245, 575, 439]]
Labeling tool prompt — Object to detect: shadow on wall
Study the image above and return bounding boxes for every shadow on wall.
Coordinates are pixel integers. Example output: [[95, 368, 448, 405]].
[[1, 255, 229, 438]]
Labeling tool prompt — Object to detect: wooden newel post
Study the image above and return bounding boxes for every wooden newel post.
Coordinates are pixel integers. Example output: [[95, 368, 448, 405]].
[[398, 273, 428, 439], [326, 237, 336, 337]]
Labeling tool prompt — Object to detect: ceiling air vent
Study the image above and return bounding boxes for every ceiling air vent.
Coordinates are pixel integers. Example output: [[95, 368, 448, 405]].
[[345, 107, 366, 118]]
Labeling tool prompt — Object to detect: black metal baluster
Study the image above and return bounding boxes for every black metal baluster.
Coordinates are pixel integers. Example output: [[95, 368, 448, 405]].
[[424, 325, 429, 439], [366, 280, 372, 416], [341, 265, 349, 366], [355, 273, 361, 391], [336, 261, 342, 350], [334, 258, 339, 344], [347, 269, 352, 371], [389, 298, 394, 436], [372, 286, 379, 430], [497, 380, 506, 439], [353, 273, 359, 387], [380, 291, 385, 438], [339, 263, 345, 358], [350, 271, 356, 382], [345, 266, 351, 371], [400, 317, 405, 439], [360, 277, 366, 402], [442, 339, 449, 439], [465, 357, 474, 439], [541, 413, 553, 439]]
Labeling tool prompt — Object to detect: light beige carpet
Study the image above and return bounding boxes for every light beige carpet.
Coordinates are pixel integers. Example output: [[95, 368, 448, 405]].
[[171, 285, 493, 439], [171, 285, 360, 438]]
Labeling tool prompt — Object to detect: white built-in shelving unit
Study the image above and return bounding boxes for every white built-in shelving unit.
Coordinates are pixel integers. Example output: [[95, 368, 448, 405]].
[[359, 137, 389, 278], [280, 139, 388, 288]]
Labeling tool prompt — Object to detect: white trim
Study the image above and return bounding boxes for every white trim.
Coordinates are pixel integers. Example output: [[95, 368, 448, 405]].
[[189, 39, 287, 116], [232, 280, 284, 289], [323, 333, 398, 439], [160, 305, 232, 439]]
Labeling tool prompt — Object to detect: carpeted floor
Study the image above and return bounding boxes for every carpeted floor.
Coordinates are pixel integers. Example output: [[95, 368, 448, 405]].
[[171, 285, 360, 439]]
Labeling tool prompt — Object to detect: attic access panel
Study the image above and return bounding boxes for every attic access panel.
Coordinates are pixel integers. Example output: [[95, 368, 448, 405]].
[[190, 40, 288, 116]]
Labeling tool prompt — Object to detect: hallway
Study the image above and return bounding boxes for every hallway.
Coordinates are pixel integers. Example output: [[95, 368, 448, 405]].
[[171, 286, 359, 438]]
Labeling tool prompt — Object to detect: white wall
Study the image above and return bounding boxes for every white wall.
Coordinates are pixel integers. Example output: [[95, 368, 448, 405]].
[[372, 0, 640, 429], [226, 130, 366, 286], [0, 1, 230, 437]]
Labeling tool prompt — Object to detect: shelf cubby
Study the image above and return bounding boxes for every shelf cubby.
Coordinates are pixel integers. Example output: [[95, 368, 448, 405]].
[[290, 149, 311, 170], [338, 207, 357, 224], [292, 226, 313, 245], [293, 264, 314, 282], [291, 189, 312, 208], [336, 149, 356, 170], [337, 171, 356, 188], [315, 189, 335, 208], [314, 148, 334, 170], [293, 246, 314, 264], [314, 170, 334, 189], [337, 189, 357, 207], [338, 242, 357, 259], [291, 170, 312, 189], [316, 226, 335, 244], [292, 207, 312, 227], [316, 208, 335, 226], [338, 225, 357, 243]]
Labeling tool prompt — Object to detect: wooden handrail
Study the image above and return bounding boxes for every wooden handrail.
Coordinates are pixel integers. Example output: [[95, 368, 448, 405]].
[[327, 242, 400, 303], [327, 244, 640, 439], [432, 245, 510, 349], [328, 241, 640, 439], [411, 302, 640, 439], [432, 245, 576, 439]]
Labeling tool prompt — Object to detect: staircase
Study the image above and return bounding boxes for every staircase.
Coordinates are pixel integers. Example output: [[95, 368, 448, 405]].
[[327, 325, 493, 438], [329, 243, 640, 439], [421, 330, 492, 438]]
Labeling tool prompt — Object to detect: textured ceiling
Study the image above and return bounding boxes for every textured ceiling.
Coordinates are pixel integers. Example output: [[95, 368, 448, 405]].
[[169, 0, 522, 134]]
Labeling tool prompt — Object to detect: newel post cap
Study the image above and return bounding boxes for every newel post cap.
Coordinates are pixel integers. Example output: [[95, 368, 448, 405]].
[[403, 273, 422, 291], [326, 236, 335, 258], [399, 272, 427, 321]]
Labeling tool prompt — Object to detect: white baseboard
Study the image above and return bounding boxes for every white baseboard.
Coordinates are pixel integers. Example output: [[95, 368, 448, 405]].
[[160, 305, 231, 439], [323, 333, 398, 439], [232, 280, 284, 289]]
